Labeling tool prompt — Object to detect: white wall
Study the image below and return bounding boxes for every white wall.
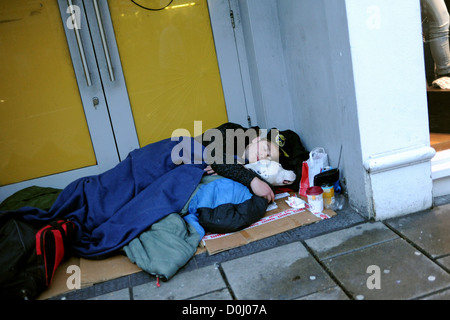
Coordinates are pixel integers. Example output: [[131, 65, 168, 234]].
[[276, 0, 368, 213], [236, 0, 295, 130], [237, 0, 435, 219]]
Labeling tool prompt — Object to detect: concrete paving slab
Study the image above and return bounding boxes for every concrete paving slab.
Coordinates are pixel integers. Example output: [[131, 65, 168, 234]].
[[421, 288, 450, 300], [323, 238, 450, 300], [89, 288, 130, 300], [190, 288, 233, 300], [221, 242, 336, 300], [297, 286, 349, 300], [305, 222, 398, 260], [386, 204, 450, 258], [437, 255, 450, 272], [132, 265, 226, 300]]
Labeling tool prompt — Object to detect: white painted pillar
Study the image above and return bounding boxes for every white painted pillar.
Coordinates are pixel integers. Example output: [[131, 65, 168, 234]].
[[345, 0, 435, 219]]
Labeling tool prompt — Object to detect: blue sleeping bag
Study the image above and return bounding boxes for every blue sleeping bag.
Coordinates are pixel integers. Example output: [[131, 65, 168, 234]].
[[1, 137, 268, 259], [1, 137, 206, 258], [123, 175, 268, 281], [186, 177, 268, 234]]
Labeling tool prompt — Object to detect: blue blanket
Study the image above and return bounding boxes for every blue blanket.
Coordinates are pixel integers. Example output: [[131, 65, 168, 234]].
[[5, 137, 207, 258]]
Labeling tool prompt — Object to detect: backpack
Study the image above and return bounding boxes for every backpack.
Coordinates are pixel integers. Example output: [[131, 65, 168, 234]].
[[0, 217, 76, 300]]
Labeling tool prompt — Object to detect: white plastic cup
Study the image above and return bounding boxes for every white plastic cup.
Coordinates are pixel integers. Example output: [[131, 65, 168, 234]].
[[306, 186, 324, 214]]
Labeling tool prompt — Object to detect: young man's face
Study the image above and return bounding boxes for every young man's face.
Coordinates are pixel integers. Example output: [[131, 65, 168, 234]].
[[245, 137, 280, 164]]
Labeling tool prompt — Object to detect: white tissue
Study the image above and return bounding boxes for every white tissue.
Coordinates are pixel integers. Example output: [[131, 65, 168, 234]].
[[285, 197, 306, 209]]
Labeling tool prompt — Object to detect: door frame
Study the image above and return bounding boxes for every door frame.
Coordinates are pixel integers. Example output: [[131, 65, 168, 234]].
[[207, 0, 257, 127], [83, 0, 140, 160]]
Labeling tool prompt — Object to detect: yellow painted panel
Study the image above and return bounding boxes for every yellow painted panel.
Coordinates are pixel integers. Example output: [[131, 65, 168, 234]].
[[0, 1, 96, 186], [109, 0, 228, 146]]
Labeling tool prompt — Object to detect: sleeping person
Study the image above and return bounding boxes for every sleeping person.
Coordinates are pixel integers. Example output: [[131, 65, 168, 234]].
[[198, 122, 306, 203], [0, 122, 307, 258], [0, 122, 308, 293]]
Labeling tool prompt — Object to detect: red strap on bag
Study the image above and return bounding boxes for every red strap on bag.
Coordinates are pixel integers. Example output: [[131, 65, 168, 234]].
[[35, 220, 76, 287]]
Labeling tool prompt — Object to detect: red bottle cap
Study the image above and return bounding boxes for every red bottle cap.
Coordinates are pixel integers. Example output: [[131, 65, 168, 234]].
[[306, 186, 323, 196]]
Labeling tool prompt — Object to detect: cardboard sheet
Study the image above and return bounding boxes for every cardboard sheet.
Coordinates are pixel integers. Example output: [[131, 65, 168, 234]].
[[201, 192, 336, 255], [38, 192, 336, 299], [38, 255, 141, 300]]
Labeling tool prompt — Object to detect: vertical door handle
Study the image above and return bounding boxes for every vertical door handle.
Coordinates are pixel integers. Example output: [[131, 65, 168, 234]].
[[67, 0, 92, 87], [93, 0, 115, 82]]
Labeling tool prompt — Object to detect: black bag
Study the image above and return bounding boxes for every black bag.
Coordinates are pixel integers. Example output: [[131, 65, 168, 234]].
[[0, 217, 76, 300], [267, 128, 310, 191]]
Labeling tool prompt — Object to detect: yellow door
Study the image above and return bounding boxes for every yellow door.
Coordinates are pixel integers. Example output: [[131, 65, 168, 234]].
[[108, 0, 228, 146], [0, 1, 97, 186], [0, 0, 231, 200]]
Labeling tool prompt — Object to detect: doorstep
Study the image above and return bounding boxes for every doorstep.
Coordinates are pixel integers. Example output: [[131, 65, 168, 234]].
[[432, 149, 450, 197]]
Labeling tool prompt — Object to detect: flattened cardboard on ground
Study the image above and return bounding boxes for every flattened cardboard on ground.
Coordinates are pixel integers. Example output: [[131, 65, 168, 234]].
[[202, 192, 337, 255], [79, 254, 142, 287], [37, 255, 141, 300], [38, 192, 336, 299], [37, 256, 80, 300]]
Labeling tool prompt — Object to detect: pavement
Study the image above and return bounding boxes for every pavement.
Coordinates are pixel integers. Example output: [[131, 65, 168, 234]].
[[48, 194, 450, 301]]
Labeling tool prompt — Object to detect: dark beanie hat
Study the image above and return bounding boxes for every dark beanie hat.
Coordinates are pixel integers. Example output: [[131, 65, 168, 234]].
[[266, 128, 309, 191]]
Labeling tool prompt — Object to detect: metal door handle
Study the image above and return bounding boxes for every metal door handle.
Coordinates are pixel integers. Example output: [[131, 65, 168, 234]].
[[93, 0, 115, 82], [67, 0, 92, 87]]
